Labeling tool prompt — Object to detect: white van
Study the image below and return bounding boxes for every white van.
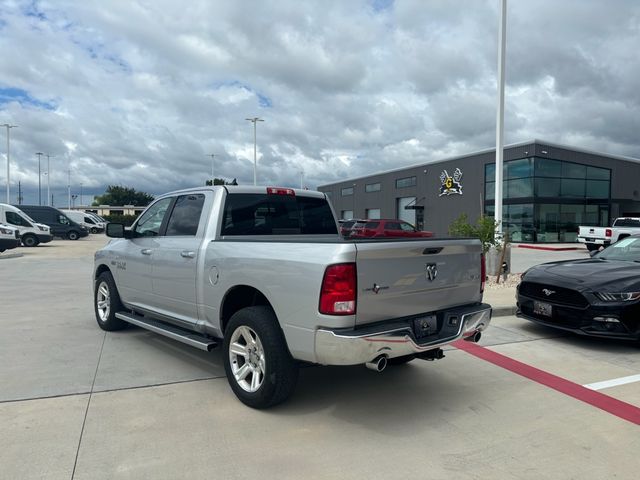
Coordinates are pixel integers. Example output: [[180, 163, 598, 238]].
[[84, 212, 107, 229], [61, 210, 105, 234], [0, 223, 21, 252], [0, 203, 53, 247]]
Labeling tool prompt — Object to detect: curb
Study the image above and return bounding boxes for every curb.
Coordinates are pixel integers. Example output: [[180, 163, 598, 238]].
[[516, 244, 584, 251], [492, 306, 518, 317]]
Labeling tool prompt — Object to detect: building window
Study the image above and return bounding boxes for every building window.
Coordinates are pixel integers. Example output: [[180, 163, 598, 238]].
[[366, 208, 381, 219], [365, 182, 381, 193], [341, 210, 353, 220], [341, 187, 353, 196], [395, 176, 416, 189]]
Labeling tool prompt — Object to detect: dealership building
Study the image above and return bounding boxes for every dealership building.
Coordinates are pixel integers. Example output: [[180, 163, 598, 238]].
[[317, 139, 640, 243]]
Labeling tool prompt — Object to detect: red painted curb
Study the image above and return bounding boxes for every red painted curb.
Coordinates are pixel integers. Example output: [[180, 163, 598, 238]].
[[453, 340, 640, 426], [516, 244, 584, 251]]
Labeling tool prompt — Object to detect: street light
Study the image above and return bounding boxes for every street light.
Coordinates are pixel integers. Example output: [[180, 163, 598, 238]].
[[207, 153, 215, 182], [80, 183, 83, 206], [2, 124, 18, 203], [36, 152, 44, 205], [46, 154, 54, 206], [245, 117, 264, 186]]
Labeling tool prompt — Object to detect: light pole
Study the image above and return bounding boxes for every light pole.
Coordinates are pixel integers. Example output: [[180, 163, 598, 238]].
[[46, 154, 53, 206], [208, 153, 215, 182], [246, 117, 264, 186], [2, 124, 18, 203], [36, 152, 44, 205], [494, 0, 507, 240], [80, 183, 83, 207]]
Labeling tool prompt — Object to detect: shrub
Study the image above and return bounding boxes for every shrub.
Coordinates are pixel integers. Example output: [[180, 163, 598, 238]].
[[448, 213, 500, 253], [103, 214, 138, 227]]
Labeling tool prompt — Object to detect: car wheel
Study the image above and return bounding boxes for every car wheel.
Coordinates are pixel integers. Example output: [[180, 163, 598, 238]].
[[94, 271, 128, 331], [586, 243, 599, 252], [223, 306, 298, 409], [387, 355, 415, 366], [22, 234, 39, 247], [90, 227, 98, 234], [67, 230, 79, 240]]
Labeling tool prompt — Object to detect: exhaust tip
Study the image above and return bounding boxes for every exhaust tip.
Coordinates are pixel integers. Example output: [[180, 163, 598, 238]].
[[365, 355, 388, 372], [464, 331, 482, 343]]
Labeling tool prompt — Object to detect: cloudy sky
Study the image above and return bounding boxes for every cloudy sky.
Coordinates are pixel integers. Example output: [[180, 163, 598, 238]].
[[1, 0, 639, 206]]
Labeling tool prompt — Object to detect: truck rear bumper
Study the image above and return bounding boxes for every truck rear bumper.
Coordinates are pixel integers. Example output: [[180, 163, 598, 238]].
[[314, 303, 492, 365], [577, 237, 609, 246]]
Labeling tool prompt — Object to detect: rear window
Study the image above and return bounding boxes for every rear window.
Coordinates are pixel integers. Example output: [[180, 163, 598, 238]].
[[613, 218, 640, 227], [221, 193, 337, 236], [364, 221, 379, 229]]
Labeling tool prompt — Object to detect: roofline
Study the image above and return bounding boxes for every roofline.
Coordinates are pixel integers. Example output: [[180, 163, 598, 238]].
[[317, 139, 640, 188]]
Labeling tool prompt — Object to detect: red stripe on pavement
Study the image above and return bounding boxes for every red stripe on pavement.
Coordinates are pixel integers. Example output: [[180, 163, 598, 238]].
[[453, 340, 640, 426]]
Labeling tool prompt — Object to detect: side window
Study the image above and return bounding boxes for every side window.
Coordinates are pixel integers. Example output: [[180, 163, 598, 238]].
[[165, 194, 205, 236], [134, 198, 173, 237], [6, 211, 32, 227], [364, 221, 379, 229], [84, 216, 96, 225], [386, 222, 401, 230], [400, 222, 415, 232], [58, 215, 69, 225]]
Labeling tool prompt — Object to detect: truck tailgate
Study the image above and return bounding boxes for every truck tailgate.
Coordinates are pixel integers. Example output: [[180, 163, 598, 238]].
[[354, 239, 483, 326], [578, 226, 607, 239]]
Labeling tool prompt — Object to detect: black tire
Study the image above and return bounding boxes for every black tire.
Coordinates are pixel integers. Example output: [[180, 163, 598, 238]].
[[387, 355, 416, 366], [586, 243, 599, 252], [22, 234, 39, 247], [94, 271, 128, 331], [223, 306, 298, 409], [90, 227, 98, 234], [68, 230, 79, 240]]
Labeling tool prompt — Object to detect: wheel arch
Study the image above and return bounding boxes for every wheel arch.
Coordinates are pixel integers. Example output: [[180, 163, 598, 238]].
[[95, 263, 112, 280], [220, 285, 275, 334]]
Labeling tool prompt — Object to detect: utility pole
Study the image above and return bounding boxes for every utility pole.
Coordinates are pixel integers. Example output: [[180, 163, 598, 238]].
[[245, 117, 264, 186], [80, 183, 83, 206], [18, 181, 22, 205], [207, 154, 215, 182], [494, 0, 507, 241], [46, 154, 53, 206], [2, 124, 18, 203], [67, 167, 71, 210], [36, 152, 44, 205]]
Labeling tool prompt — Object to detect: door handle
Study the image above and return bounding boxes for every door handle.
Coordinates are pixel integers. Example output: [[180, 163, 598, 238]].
[[141, 249, 152, 255], [181, 251, 195, 258]]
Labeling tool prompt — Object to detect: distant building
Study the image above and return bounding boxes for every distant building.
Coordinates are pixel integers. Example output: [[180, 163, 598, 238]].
[[318, 139, 640, 243], [72, 205, 146, 217]]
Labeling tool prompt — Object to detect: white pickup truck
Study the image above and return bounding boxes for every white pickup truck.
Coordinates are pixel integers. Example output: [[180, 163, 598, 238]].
[[94, 186, 491, 408], [578, 217, 640, 251]]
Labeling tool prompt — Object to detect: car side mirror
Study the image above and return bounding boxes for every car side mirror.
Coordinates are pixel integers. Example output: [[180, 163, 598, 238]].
[[106, 223, 125, 238]]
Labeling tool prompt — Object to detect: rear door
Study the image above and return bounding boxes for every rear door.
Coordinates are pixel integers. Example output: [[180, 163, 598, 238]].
[[354, 239, 483, 325]]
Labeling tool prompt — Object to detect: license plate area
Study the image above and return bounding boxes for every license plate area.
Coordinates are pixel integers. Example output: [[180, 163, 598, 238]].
[[533, 300, 552, 317], [412, 314, 437, 339]]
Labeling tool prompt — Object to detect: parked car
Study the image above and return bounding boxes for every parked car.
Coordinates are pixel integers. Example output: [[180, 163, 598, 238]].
[[15, 205, 89, 240], [578, 217, 640, 251], [516, 235, 640, 341], [0, 203, 53, 247], [0, 223, 21, 253], [338, 218, 363, 237], [62, 210, 105, 234], [94, 186, 490, 408], [350, 219, 434, 238]]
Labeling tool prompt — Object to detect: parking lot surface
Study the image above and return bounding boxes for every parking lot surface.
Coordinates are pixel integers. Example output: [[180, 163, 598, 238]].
[[1, 236, 639, 479]]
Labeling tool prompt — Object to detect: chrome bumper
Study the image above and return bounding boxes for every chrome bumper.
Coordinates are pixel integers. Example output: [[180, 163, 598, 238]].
[[314, 304, 492, 365]]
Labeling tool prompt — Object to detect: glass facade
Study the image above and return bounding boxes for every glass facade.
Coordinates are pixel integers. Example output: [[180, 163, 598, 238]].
[[484, 157, 611, 243]]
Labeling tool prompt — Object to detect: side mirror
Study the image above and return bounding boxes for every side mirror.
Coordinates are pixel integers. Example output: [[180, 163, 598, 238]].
[[106, 223, 125, 238]]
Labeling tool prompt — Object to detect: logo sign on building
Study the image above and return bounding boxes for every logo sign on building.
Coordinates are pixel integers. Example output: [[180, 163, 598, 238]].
[[439, 168, 463, 196]]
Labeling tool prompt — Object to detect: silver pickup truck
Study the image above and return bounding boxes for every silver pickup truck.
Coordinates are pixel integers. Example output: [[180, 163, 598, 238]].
[[94, 186, 491, 408]]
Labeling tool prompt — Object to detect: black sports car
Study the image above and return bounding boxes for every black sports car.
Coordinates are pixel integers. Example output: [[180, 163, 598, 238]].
[[517, 236, 640, 341]]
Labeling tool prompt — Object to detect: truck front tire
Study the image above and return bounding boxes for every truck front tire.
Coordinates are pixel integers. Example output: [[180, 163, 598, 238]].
[[94, 271, 128, 331], [223, 306, 298, 409], [585, 243, 599, 252]]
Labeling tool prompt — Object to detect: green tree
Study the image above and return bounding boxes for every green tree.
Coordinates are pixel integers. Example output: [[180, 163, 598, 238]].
[[205, 178, 238, 186], [93, 186, 154, 206], [448, 213, 500, 253]]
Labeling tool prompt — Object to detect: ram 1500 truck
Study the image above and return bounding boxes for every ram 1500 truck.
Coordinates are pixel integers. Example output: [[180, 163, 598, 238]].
[[578, 217, 640, 251], [94, 186, 491, 408]]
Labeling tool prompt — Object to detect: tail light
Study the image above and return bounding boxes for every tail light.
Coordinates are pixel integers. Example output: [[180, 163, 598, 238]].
[[319, 263, 357, 315], [267, 187, 295, 196], [605, 228, 612, 237], [480, 254, 486, 294]]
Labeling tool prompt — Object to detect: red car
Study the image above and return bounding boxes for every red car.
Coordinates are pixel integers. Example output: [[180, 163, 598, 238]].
[[350, 219, 434, 238]]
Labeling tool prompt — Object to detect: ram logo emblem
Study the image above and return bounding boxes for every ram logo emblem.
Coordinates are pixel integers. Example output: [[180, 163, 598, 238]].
[[425, 263, 438, 281]]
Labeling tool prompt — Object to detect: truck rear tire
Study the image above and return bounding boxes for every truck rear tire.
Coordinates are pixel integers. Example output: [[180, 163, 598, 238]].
[[586, 243, 599, 252], [94, 271, 128, 331], [223, 306, 298, 409], [22, 234, 39, 247], [68, 230, 79, 240]]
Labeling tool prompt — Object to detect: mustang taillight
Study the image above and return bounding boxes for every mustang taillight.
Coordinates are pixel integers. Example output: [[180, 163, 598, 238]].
[[480, 254, 486, 293], [319, 263, 357, 315], [605, 228, 612, 237]]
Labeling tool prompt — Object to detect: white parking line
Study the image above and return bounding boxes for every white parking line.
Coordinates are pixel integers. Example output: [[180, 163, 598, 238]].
[[583, 374, 640, 391]]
